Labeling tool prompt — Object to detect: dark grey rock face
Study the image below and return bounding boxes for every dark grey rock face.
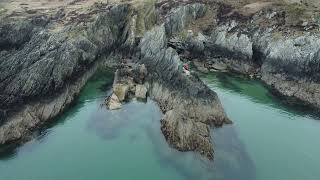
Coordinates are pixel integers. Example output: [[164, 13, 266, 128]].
[[0, 63, 98, 144], [0, 2, 231, 160], [0, 20, 35, 50], [168, 3, 320, 110], [0, 4, 130, 144], [1, 5, 129, 110], [205, 21, 320, 108]]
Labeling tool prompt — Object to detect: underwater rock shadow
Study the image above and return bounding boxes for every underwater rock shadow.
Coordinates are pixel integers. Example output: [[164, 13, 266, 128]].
[[203, 72, 320, 120], [86, 99, 161, 140], [145, 119, 257, 180]]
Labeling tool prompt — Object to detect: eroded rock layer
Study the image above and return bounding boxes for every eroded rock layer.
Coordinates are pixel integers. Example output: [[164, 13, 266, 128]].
[[137, 24, 230, 159], [3, 0, 319, 159], [0, 3, 132, 144], [168, 0, 320, 110], [0, 1, 231, 160]]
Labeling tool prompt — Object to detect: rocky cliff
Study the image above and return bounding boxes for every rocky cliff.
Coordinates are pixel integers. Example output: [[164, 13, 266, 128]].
[[169, 0, 320, 110], [104, 2, 230, 159], [0, 3, 131, 145], [0, 0, 231, 160], [2, 0, 318, 160], [138, 23, 230, 159]]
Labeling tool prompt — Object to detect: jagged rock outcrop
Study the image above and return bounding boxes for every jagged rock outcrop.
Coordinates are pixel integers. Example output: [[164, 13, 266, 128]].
[[150, 81, 231, 159], [208, 13, 320, 109], [108, 53, 230, 159], [106, 93, 122, 110], [104, 2, 230, 159], [169, 2, 320, 110], [0, 4, 130, 144], [137, 23, 230, 159], [0, 63, 98, 144], [165, 3, 206, 36], [0, 1, 231, 160], [105, 63, 151, 107]]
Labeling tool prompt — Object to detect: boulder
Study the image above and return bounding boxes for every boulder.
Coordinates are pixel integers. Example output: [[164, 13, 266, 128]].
[[193, 60, 209, 73], [113, 83, 129, 102], [106, 94, 122, 110], [135, 84, 148, 99], [210, 62, 228, 72]]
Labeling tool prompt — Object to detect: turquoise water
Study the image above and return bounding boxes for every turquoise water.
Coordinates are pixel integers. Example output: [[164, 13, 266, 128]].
[[0, 71, 319, 180], [201, 73, 320, 180]]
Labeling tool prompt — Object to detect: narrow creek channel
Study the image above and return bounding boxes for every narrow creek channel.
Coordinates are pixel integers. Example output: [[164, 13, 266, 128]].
[[0, 70, 319, 180]]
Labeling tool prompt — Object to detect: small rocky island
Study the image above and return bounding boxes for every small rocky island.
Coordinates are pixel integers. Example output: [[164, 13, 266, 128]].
[[1, 0, 320, 160]]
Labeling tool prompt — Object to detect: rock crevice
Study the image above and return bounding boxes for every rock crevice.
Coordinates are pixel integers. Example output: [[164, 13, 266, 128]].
[[169, 1, 320, 110], [0, 1, 231, 161], [0, 4, 131, 143]]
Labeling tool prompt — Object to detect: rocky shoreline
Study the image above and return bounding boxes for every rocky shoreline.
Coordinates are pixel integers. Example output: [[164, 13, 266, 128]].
[[105, 21, 230, 159], [1, 0, 320, 159], [0, 0, 231, 159], [168, 0, 320, 111], [0, 3, 132, 146]]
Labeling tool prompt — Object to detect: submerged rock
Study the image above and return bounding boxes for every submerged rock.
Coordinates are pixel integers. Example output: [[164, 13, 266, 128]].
[[161, 109, 213, 158]]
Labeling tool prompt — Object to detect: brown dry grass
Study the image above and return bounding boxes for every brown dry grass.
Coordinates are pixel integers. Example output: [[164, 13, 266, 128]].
[[0, 0, 130, 18], [208, 0, 320, 25]]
